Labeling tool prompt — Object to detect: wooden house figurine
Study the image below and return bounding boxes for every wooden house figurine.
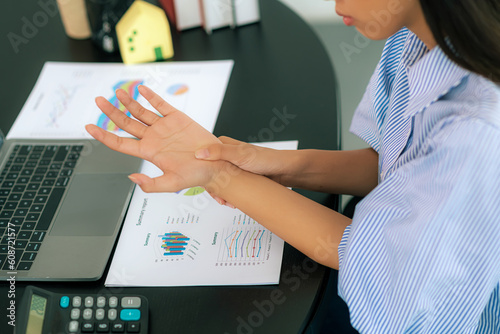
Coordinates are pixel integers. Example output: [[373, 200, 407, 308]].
[[116, 0, 174, 64]]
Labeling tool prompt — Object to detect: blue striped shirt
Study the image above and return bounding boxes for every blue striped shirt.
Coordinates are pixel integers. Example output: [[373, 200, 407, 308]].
[[338, 28, 500, 333]]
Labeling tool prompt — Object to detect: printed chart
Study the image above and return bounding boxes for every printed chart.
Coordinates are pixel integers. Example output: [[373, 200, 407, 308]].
[[216, 227, 271, 266], [165, 213, 200, 225], [97, 79, 143, 132], [48, 85, 80, 128], [104, 141, 298, 287], [155, 231, 200, 261], [7, 61, 233, 139], [175, 186, 205, 196], [160, 232, 190, 256]]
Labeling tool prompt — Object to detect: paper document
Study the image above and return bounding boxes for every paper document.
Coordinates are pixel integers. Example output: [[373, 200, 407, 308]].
[[105, 140, 297, 287], [7, 60, 234, 139]]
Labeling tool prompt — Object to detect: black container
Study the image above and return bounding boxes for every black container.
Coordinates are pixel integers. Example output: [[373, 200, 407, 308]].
[[85, 0, 134, 53]]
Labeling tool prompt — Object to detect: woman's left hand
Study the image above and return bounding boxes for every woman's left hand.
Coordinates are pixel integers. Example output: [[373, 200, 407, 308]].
[[85, 85, 225, 193]]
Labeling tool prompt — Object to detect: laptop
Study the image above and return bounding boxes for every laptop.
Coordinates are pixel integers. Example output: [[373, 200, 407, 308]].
[[0, 130, 142, 281]]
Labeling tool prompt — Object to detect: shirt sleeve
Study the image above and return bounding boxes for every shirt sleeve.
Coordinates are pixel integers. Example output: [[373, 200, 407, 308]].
[[337, 118, 500, 333]]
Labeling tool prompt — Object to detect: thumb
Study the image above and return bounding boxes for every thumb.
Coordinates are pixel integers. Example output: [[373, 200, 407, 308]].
[[195, 143, 243, 163], [219, 136, 244, 145], [128, 173, 181, 193]]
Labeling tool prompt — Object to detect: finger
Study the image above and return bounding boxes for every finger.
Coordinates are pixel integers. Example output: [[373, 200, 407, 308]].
[[86, 124, 142, 158], [138, 85, 178, 117], [205, 189, 236, 209], [206, 189, 226, 205], [115, 89, 161, 126], [128, 172, 183, 193], [95, 96, 147, 138], [214, 195, 236, 209], [218, 136, 245, 145]]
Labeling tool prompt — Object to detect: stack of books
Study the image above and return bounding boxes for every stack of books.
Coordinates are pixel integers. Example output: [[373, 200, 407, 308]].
[[159, 0, 260, 34]]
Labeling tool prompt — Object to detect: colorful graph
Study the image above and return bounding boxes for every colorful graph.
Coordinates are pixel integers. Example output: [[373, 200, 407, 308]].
[[217, 227, 270, 264], [167, 83, 189, 96], [175, 187, 205, 196], [155, 231, 200, 261], [160, 232, 189, 256], [97, 79, 143, 132]]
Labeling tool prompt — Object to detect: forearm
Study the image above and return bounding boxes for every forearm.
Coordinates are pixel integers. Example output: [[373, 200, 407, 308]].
[[208, 165, 352, 269], [277, 148, 379, 196]]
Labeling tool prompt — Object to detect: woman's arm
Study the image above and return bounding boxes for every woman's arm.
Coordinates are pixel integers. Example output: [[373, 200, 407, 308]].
[[197, 138, 379, 197], [86, 86, 351, 269], [206, 164, 352, 269], [273, 148, 378, 196]]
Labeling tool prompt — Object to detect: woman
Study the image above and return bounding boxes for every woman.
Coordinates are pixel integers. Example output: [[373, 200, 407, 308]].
[[86, 0, 500, 332]]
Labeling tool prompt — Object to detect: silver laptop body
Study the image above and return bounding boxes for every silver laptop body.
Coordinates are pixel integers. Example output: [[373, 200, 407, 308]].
[[0, 137, 141, 281]]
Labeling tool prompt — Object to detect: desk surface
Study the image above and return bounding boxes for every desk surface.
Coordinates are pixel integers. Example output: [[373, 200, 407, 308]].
[[0, 0, 339, 333]]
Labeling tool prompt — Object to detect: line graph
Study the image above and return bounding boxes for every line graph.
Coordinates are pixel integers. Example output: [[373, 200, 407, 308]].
[[216, 226, 272, 266]]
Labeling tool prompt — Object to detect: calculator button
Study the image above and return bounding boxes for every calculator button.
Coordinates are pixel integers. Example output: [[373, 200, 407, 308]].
[[108, 309, 117, 321], [60, 296, 70, 309], [83, 308, 93, 320], [97, 296, 106, 308], [72, 296, 82, 307], [127, 322, 140, 333], [84, 296, 94, 307], [109, 296, 118, 308], [81, 321, 94, 332], [68, 320, 79, 333], [96, 322, 110, 332], [70, 308, 81, 320], [96, 308, 105, 320], [120, 309, 141, 321], [121, 297, 141, 308], [111, 322, 125, 332]]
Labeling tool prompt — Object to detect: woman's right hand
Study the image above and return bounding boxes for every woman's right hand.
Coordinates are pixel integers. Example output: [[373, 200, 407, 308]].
[[195, 136, 288, 183], [195, 136, 292, 206]]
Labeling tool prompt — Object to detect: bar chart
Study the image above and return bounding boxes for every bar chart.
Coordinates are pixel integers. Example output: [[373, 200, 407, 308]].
[[156, 231, 200, 261]]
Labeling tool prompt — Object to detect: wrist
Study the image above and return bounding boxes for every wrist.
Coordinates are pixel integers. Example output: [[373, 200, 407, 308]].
[[204, 160, 243, 196], [273, 150, 310, 186]]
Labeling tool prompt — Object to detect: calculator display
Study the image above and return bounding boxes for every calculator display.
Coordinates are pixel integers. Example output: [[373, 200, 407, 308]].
[[26, 294, 47, 334]]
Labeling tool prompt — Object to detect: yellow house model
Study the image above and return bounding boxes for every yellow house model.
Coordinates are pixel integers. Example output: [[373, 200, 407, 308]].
[[116, 0, 174, 64]]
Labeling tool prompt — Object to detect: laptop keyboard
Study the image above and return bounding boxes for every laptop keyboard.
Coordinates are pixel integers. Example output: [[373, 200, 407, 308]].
[[0, 144, 82, 272]]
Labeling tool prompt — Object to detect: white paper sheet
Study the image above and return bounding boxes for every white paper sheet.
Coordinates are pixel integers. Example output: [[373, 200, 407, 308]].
[[7, 60, 234, 139], [105, 140, 298, 287]]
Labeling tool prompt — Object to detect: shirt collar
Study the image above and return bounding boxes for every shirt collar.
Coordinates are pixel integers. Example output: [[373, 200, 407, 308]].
[[405, 44, 470, 117]]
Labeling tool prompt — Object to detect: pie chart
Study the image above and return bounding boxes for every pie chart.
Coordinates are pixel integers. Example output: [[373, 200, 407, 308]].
[[167, 84, 189, 96]]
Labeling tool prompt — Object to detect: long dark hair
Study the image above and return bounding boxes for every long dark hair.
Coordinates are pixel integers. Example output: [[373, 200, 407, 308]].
[[419, 0, 500, 83]]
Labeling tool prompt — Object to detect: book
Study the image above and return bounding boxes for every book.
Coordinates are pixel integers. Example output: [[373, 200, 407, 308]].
[[160, 0, 260, 34], [233, 0, 260, 26], [159, 0, 202, 31], [199, 0, 234, 34]]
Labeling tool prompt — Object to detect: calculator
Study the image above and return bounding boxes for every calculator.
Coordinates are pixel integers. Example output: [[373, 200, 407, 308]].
[[17, 286, 149, 334]]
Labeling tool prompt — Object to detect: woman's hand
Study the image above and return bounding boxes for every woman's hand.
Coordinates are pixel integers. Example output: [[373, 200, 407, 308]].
[[85, 85, 226, 193], [195, 137, 288, 184], [195, 137, 295, 207]]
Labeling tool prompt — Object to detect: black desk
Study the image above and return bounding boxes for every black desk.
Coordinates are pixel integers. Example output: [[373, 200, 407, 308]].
[[0, 0, 340, 333]]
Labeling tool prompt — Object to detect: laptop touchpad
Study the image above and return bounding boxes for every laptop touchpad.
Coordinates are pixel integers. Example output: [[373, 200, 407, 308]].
[[49, 173, 133, 236]]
